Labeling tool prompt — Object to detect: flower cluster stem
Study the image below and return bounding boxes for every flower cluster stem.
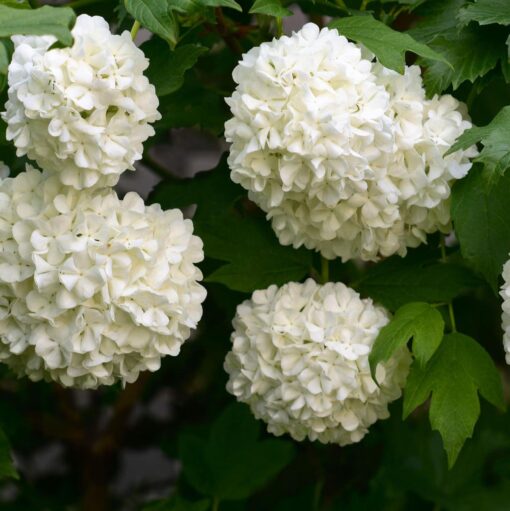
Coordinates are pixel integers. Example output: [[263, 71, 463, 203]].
[[130, 20, 141, 41], [276, 17, 283, 37], [440, 234, 457, 332], [321, 257, 330, 284], [313, 479, 324, 510], [211, 497, 220, 511]]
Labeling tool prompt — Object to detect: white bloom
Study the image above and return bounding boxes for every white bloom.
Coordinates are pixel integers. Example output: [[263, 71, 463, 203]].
[[225, 23, 477, 261], [0, 167, 206, 388], [224, 280, 411, 445], [2, 15, 161, 190], [500, 260, 510, 364]]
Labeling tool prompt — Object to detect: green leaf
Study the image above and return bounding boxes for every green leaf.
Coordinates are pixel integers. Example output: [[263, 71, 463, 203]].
[[143, 496, 209, 511], [164, 0, 199, 13], [199, 0, 242, 11], [0, 0, 30, 8], [377, 401, 510, 509], [179, 404, 294, 500], [143, 39, 207, 96], [403, 333, 505, 467], [0, 42, 8, 75], [150, 156, 313, 292], [459, 0, 510, 26], [451, 167, 510, 291], [379, 0, 426, 5], [0, 40, 8, 93], [156, 76, 228, 135], [357, 252, 482, 311], [370, 302, 444, 376], [0, 427, 17, 480], [125, 0, 179, 46], [408, 0, 467, 43], [0, 5, 76, 45], [329, 14, 449, 73], [421, 25, 507, 95], [249, 0, 292, 17], [448, 105, 510, 176], [505, 35, 510, 83]]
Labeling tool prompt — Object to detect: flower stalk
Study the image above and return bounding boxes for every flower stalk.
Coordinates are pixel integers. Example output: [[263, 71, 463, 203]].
[[130, 19, 141, 40]]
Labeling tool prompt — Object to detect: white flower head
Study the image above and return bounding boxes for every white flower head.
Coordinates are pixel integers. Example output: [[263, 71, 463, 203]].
[[500, 260, 510, 364], [0, 168, 206, 388], [2, 15, 161, 190], [224, 280, 411, 445], [225, 23, 477, 261]]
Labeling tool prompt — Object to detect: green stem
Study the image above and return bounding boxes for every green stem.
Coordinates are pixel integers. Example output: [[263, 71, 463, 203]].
[[313, 479, 324, 510], [130, 20, 141, 41], [321, 257, 330, 284], [440, 234, 457, 333], [275, 17, 283, 37], [359, 0, 369, 11], [448, 302, 457, 332], [336, 0, 348, 10], [211, 497, 220, 511]]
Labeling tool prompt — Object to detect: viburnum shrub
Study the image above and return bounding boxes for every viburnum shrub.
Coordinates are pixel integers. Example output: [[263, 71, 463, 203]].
[[0, 1, 509, 510]]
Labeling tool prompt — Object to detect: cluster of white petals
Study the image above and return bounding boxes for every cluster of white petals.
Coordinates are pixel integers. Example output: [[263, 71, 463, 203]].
[[2, 15, 160, 190], [0, 167, 206, 388], [224, 280, 411, 445], [225, 23, 477, 261], [500, 260, 510, 365]]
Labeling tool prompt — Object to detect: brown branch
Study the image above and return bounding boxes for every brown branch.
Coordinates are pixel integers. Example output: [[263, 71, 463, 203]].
[[25, 374, 150, 511], [95, 372, 150, 453], [212, 7, 244, 55], [80, 372, 151, 511]]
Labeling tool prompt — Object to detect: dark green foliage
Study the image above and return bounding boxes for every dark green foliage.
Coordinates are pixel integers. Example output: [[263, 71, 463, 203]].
[[370, 302, 445, 373], [452, 167, 510, 291], [420, 25, 508, 95], [329, 14, 449, 73], [403, 333, 505, 466], [0, 0, 510, 509], [459, 0, 510, 26], [0, 427, 17, 480], [179, 404, 294, 500], [357, 248, 482, 310], [250, 0, 292, 17], [449, 105, 510, 176], [0, 5, 75, 45], [144, 39, 208, 96]]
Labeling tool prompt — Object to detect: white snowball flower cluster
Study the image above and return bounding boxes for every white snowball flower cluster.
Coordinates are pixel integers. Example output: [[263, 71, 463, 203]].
[[0, 167, 206, 388], [2, 14, 160, 190], [500, 260, 510, 365], [224, 280, 411, 445], [225, 23, 477, 261]]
